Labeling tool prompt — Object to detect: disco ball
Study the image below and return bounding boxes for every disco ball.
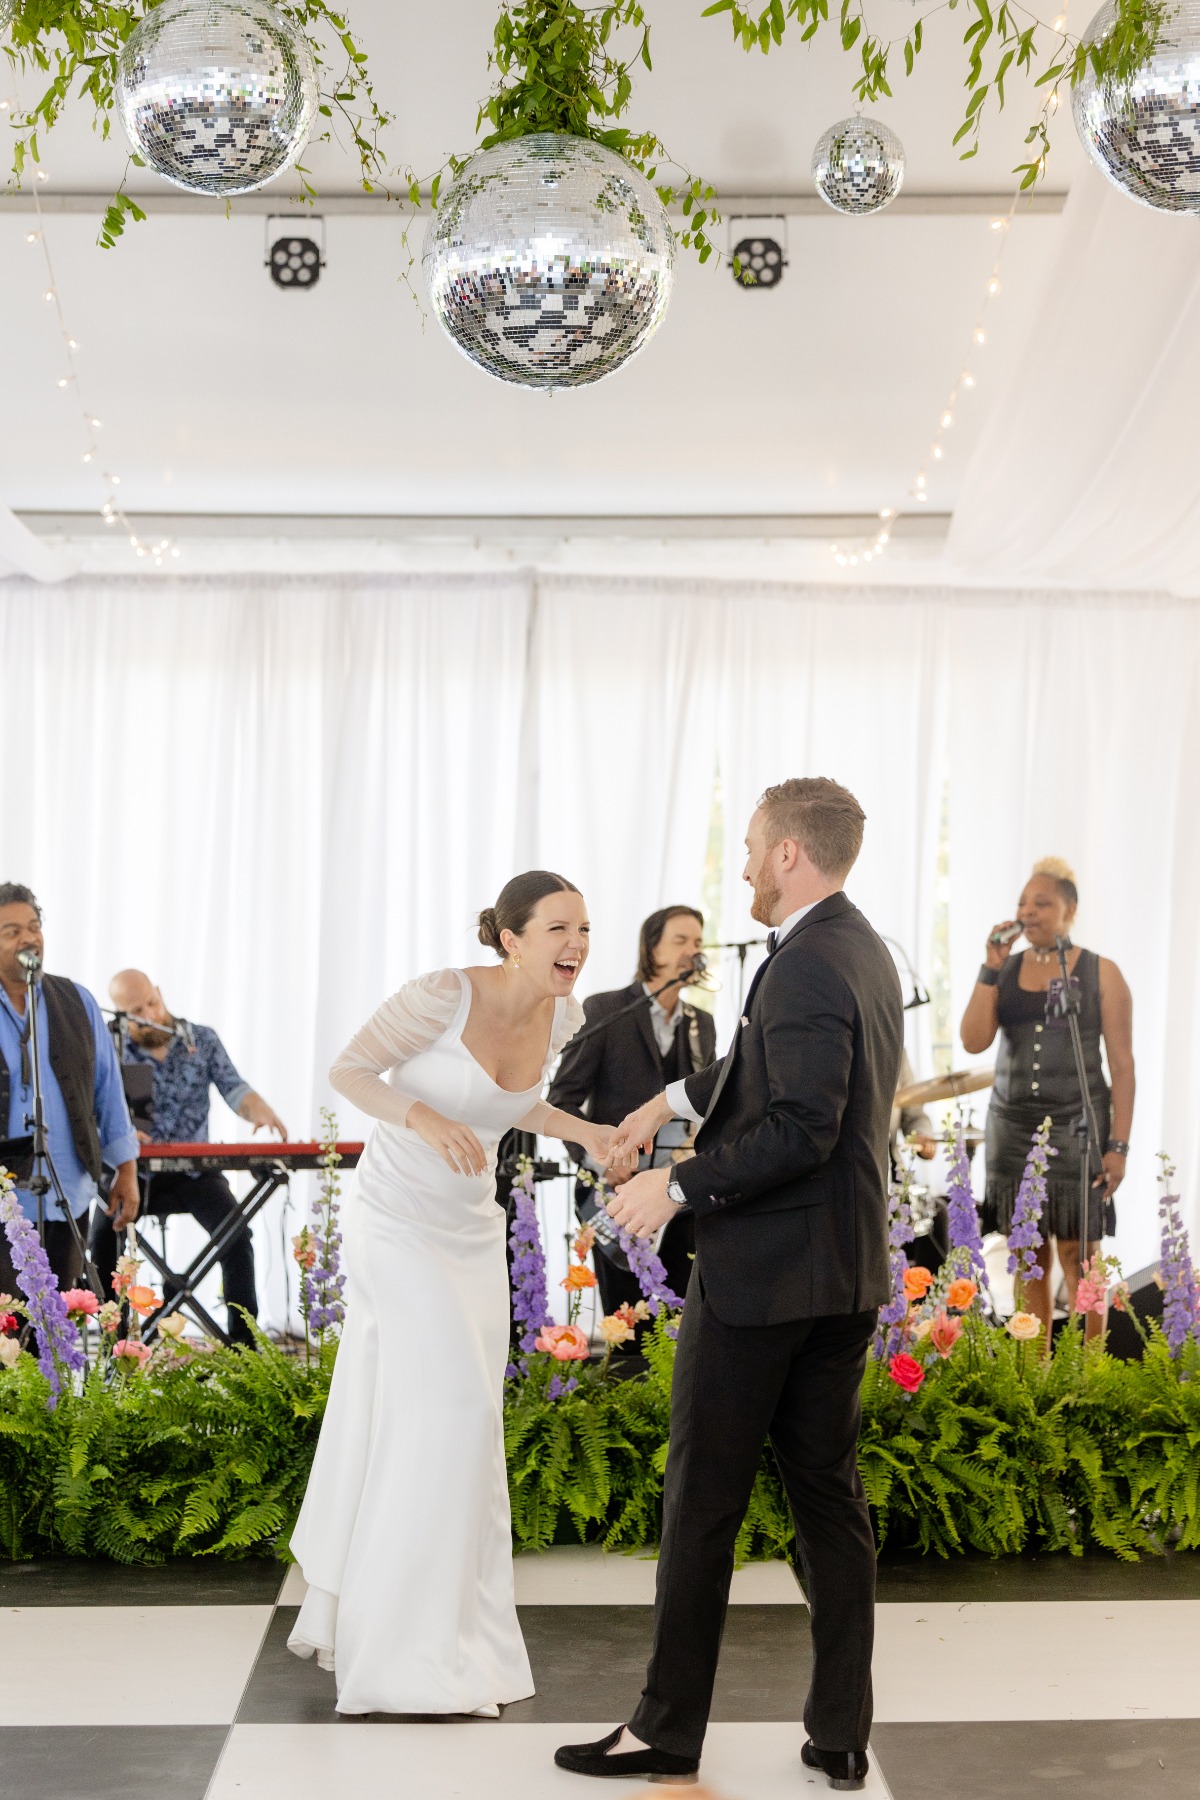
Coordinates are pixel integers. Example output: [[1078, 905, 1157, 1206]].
[[116, 0, 319, 197], [423, 132, 675, 390], [1072, 0, 1200, 212], [811, 114, 905, 216]]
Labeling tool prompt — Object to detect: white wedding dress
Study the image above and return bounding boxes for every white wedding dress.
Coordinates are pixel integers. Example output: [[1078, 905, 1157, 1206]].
[[288, 967, 583, 1714]]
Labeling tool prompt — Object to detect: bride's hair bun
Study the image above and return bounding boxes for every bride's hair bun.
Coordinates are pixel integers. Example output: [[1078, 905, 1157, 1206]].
[[1032, 855, 1079, 908], [477, 871, 582, 959], [477, 906, 503, 953]]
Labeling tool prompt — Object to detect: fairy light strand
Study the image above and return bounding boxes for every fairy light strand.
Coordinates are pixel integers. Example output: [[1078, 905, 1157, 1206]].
[[27, 171, 179, 568]]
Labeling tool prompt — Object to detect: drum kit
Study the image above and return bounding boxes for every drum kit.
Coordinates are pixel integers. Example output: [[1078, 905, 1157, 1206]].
[[894, 1064, 993, 1245]]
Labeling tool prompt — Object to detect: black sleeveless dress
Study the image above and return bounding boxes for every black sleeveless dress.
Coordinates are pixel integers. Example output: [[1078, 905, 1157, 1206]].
[[983, 948, 1114, 1241]]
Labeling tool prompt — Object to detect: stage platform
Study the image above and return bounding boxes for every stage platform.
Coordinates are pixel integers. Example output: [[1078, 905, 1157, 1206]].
[[2, 1546, 1199, 1799]]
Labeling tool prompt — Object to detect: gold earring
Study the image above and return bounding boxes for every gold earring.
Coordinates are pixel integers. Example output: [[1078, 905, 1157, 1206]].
[[512, 954, 521, 969]]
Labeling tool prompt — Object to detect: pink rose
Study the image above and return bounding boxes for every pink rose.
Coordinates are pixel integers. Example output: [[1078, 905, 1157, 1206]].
[[61, 1288, 100, 1319], [112, 1339, 151, 1368], [534, 1324, 590, 1363], [929, 1311, 963, 1359]]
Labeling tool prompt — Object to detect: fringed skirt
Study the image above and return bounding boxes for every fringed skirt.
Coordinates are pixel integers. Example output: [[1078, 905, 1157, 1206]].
[[983, 1097, 1115, 1242]]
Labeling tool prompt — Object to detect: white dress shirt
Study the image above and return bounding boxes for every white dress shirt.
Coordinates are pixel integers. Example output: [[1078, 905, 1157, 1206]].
[[643, 983, 682, 1058], [664, 900, 820, 1126]]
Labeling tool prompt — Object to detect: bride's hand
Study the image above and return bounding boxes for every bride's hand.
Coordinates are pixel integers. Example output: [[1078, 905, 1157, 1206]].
[[407, 1101, 488, 1177], [577, 1121, 617, 1166]]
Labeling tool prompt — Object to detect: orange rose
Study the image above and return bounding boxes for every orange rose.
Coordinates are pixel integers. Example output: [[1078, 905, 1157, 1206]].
[[945, 1278, 979, 1311], [561, 1263, 598, 1292], [124, 1285, 160, 1317], [903, 1265, 934, 1301]]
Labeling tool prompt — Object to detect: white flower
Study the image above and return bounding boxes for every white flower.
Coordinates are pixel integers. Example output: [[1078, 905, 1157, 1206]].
[[1005, 1311, 1042, 1341], [0, 1336, 21, 1369]]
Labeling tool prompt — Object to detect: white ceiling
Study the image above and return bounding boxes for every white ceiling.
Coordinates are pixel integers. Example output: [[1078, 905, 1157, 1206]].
[[0, 0, 1087, 533]]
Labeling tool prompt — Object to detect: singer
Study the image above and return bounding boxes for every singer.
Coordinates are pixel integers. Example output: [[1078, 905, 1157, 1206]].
[[88, 969, 288, 1347], [547, 908, 715, 1328], [0, 884, 140, 1298], [960, 857, 1135, 1341]]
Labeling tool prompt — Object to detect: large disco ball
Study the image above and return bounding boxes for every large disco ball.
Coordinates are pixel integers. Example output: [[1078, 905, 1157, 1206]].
[[116, 0, 318, 197], [423, 132, 676, 390], [811, 114, 905, 215], [1073, 0, 1200, 211]]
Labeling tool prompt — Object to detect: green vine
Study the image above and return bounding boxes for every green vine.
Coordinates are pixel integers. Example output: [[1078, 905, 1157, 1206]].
[[702, 0, 1167, 188]]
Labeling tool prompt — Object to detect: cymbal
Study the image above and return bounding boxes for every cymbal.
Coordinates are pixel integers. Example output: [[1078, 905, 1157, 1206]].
[[894, 1067, 994, 1110]]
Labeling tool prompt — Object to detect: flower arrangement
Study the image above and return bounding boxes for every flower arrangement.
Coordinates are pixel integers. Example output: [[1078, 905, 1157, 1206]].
[[294, 1109, 347, 1356], [1157, 1155, 1200, 1359], [943, 1114, 991, 1293], [0, 1173, 85, 1404]]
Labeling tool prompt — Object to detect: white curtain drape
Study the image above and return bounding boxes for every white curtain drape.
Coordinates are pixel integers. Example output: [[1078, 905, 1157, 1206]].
[[0, 573, 1196, 1319], [946, 167, 1200, 595]]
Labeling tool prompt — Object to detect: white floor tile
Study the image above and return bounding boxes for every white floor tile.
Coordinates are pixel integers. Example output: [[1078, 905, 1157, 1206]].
[[512, 1547, 804, 1606], [873, 1599, 1200, 1721], [0, 1605, 271, 1725], [209, 1722, 892, 1799], [281, 1548, 803, 1609]]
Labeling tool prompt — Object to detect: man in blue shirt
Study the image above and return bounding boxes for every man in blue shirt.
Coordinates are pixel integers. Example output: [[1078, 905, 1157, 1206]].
[[0, 884, 140, 1299], [89, 968, 287, 1347]]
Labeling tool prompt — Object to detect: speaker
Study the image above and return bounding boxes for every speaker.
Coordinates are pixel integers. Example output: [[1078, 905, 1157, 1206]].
[[1105, 1261, 1164, 1361]]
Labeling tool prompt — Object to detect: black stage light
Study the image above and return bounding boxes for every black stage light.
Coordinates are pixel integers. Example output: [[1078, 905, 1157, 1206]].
[[728, 215, 788, 290], [266, 215, 325, 290]]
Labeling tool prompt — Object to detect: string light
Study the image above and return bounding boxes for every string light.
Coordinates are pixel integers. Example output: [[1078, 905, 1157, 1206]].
[[24, 165, 178, 569]]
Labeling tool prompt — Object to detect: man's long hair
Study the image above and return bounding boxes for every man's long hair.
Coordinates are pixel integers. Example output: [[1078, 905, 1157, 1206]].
[[635, 906, 704, 986]]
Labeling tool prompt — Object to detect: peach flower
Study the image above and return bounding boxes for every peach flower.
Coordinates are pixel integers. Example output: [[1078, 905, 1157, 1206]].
[[124, 1285, 160, 1318], [913, 1317, 934, 1342], [599, 1313, 636, 1346], [903, 1265, 934, 1302], [291, 1229, 317, 1272], [1005, 1311, 1042, 1341], [0, 1337, 20, 1369], [571, 1223, 597, 1262], [945, 1277, 979, 1311], [97, 1302, 122, 1336], [929, 1311, 963, 1359], [534, 1324, 590, 1362], [61, 1288, 100, 1319], [561, 1263, 598, 1293], [112, 1339, 151, 1368], [157, 1315, 188, 1341], [614, 1300, 650, 1325]]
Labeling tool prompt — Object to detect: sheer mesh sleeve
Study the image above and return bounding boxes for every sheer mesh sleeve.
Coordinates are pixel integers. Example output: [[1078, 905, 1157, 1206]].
[[514, 994, 586, 1133], [329, 969, 465, 1128]]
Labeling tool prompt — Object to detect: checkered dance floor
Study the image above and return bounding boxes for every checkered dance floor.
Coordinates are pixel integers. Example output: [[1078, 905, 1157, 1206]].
[[3, 1546, 1199, 1799]]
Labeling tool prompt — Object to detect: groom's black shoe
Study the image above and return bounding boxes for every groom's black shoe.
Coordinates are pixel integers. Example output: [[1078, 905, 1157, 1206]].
[[801, 1740, 869, 1792], [554, 1725, 699, 1783]]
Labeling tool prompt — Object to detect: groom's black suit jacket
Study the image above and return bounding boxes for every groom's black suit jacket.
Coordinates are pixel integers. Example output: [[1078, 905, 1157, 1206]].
[[674, 892, 903, 1327]]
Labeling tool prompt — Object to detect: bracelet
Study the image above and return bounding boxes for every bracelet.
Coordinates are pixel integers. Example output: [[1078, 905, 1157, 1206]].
[[1105, 1139, 1130, 1158], [977, 965, 1000, 987]]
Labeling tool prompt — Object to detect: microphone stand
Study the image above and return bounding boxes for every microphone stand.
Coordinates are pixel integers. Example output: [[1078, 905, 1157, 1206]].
[[566, 964, 707, 1050], [22, 964, 105, 1299], [880, 935, 931, 1013], [1050, 934, 1107, 1286], [704, 937, 770, 1013]]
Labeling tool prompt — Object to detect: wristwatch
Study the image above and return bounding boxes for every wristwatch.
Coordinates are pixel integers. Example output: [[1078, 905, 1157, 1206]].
[[667, 1173, 689, 1210]]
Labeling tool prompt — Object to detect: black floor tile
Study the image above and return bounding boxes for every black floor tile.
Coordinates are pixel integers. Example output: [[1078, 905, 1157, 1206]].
[[0, 1556, 286, 1607], [875, 1548, 1200, 1604], [247, 1604, 812, 1725], [872, 1719, 1200, 1800], [0, 1725, 227, 1800]]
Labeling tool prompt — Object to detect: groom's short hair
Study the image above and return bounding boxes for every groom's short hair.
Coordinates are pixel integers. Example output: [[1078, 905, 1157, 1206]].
[[758, 777, 865, 880]]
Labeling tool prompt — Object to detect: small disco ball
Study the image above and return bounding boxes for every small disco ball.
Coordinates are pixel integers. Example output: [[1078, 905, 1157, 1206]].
[[732, 235, 785, 287], [269, 233, 320, 287], [811, 114, 905, 216], [116, 0, 319, 197], [1072, 0, 1200, 212], [422, 132, 675, 390]]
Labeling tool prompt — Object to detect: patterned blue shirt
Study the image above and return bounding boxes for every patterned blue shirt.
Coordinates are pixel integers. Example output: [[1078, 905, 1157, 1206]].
[[125, 1025, 251, 1144]]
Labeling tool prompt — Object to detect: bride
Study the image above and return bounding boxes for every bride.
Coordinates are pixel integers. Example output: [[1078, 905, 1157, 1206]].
[[287, 870, 610, 1717]]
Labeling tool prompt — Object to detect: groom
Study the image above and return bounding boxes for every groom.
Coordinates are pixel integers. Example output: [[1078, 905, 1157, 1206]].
[[555, 777, 903, 1792]]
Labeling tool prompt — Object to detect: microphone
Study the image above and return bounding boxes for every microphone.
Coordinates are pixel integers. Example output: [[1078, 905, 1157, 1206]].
[[689, 952, 708, 979], [16, 948, 41, 978], [176, 1018, 197, 1052], [989, 924, 1023, 947]]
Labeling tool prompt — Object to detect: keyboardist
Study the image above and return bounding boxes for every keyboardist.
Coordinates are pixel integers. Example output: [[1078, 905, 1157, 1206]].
[[88, 969, 288, 1348]]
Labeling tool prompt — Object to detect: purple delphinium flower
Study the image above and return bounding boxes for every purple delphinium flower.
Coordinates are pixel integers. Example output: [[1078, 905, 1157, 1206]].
[[944, 1119, 989, 1287], [546, 1373, 579, 1401], [873, 1173, 915, 1360], [303, 1118, 347, 1334], [1158, 1155, 1199, 1358], [1006, 1117, 1052, 1300], [617, 1224, 684, 1317], [508, 1160, 552, 1361], [0, 1177, 84, 1405]]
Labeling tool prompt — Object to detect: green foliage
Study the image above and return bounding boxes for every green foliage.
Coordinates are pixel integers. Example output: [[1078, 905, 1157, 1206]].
[[701, 0, 1169, 187], [5, 1310, 1200, 1566]]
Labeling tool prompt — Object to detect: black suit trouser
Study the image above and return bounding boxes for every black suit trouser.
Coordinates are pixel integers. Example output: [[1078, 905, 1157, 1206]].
[[629, 1275, 878, 1761]]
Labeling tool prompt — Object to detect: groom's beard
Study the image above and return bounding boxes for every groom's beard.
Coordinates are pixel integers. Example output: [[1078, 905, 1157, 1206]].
[[749, 871, 781, 926]]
